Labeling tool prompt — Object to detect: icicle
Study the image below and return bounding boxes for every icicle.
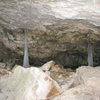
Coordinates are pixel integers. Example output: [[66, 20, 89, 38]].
[[87, 43, 93, 66], [23, 29, 29, 68]]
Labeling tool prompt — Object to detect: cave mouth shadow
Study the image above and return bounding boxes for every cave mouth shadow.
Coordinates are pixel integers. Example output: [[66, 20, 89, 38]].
[[0, 40, 100, 70], [8, 49, 100, 70], [28, 50, 100, 70]]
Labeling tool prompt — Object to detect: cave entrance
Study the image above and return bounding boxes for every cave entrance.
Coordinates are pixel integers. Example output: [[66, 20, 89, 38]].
[[0, 40, 100, 70]]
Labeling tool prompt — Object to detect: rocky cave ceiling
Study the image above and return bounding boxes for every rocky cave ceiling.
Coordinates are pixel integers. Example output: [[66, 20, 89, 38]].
[[0, 0, 100, 28]]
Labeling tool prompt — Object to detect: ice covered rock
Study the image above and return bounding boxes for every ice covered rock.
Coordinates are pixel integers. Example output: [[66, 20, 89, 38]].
[[53, 66, 100, 100], [0, 65, 62, 100], [40, 60, 55, 71]]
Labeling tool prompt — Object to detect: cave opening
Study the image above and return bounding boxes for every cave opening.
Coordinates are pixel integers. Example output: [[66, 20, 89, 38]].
[[0, 40, 100, 70], [15, 48, 97, 70]]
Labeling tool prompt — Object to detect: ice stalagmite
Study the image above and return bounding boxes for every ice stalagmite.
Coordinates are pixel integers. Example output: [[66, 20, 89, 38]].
[[23, 30, 29, 68], [87, 43, 93, 66]]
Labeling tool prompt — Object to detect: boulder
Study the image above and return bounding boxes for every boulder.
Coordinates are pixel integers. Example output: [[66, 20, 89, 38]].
[[0, 65, 62, 100], [0, 62, 6, 69], [0, 68, 11, 77], [73, 66, 100, 86], [40, 60, 55, 71], [52, 66, 100, 100]]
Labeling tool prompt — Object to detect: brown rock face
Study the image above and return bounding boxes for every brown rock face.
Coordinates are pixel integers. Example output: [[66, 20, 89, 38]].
[[0, 19, 100, 68], [47, 81, 62, 99]]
